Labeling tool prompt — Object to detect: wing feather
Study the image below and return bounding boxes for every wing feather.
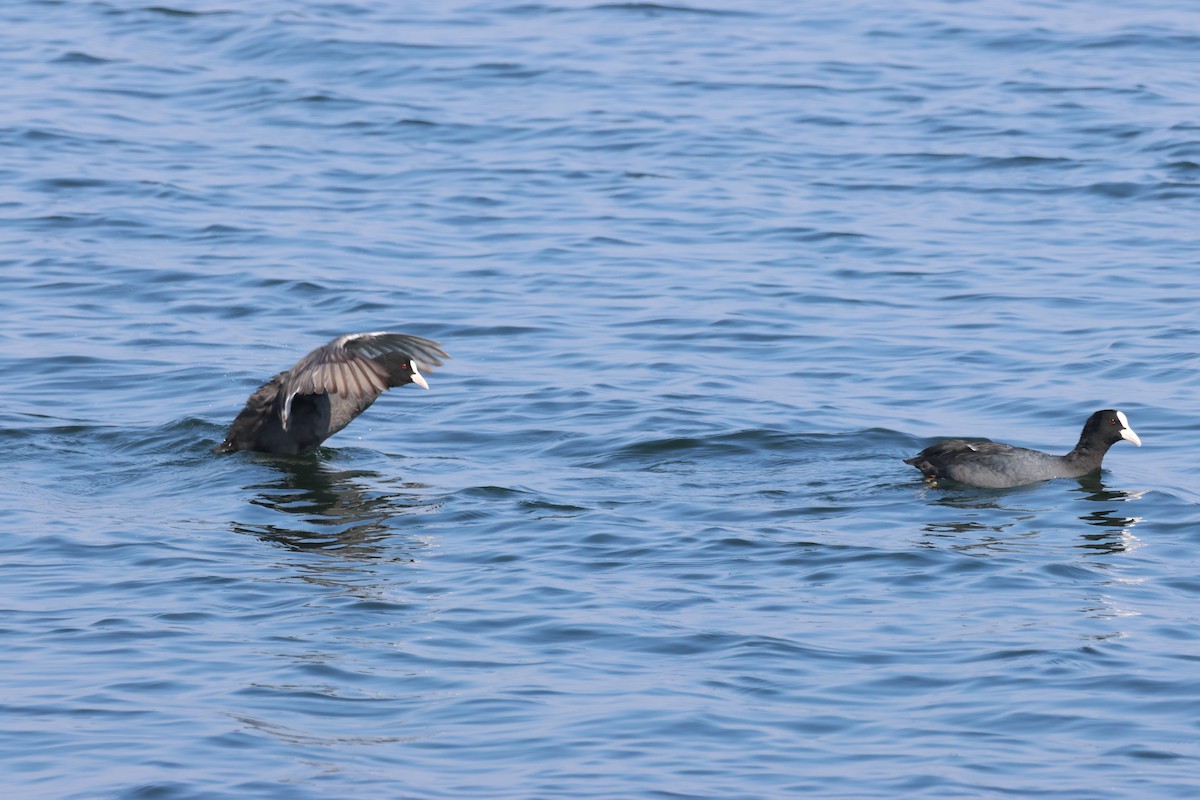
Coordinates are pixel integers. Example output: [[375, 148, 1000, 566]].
[[336, 332, 449, 371]]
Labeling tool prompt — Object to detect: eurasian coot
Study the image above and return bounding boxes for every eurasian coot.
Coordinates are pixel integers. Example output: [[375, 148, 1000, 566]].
[[214, 332, 449, 455], [905, 409, 1141, 488]]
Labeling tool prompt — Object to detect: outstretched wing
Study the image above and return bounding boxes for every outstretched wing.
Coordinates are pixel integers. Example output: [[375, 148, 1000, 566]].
[[278, 332, 449, 429]]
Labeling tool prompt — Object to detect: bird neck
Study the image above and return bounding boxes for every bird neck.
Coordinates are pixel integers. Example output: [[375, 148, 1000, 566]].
[[1065, 436, 1111, 470]]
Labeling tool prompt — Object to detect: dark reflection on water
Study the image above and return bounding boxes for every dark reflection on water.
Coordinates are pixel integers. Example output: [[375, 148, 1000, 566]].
[[231, 454, 433, 557], [916, 474, 1144, 553], [1071, 476, 1144, 555]]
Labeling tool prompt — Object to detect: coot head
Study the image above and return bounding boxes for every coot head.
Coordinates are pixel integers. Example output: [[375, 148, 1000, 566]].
[[1084, 409, 1142, 449]]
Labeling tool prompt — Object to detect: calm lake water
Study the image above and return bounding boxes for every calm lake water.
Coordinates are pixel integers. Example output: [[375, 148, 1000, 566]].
[[3, 1, 1200, 798]]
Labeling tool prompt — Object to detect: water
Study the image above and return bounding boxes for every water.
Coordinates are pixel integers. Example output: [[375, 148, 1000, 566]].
[[3, 0, 1200, 797]]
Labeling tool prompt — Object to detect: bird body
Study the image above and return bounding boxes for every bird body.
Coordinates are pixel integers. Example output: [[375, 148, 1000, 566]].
[[215, 332, 448, 455], [905, 409, 1140, 489]]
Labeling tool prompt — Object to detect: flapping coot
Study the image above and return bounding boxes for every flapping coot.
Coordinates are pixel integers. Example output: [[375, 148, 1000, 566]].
[[214, 332, 449, 455]]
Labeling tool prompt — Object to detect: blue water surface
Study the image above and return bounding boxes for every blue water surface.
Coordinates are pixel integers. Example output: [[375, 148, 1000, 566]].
[[3, 1, 1200, 798]]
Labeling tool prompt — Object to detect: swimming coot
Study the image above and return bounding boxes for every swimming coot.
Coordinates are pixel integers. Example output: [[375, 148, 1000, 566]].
[[214, 332, 449, 455], [905, 409, 1141, 488]]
